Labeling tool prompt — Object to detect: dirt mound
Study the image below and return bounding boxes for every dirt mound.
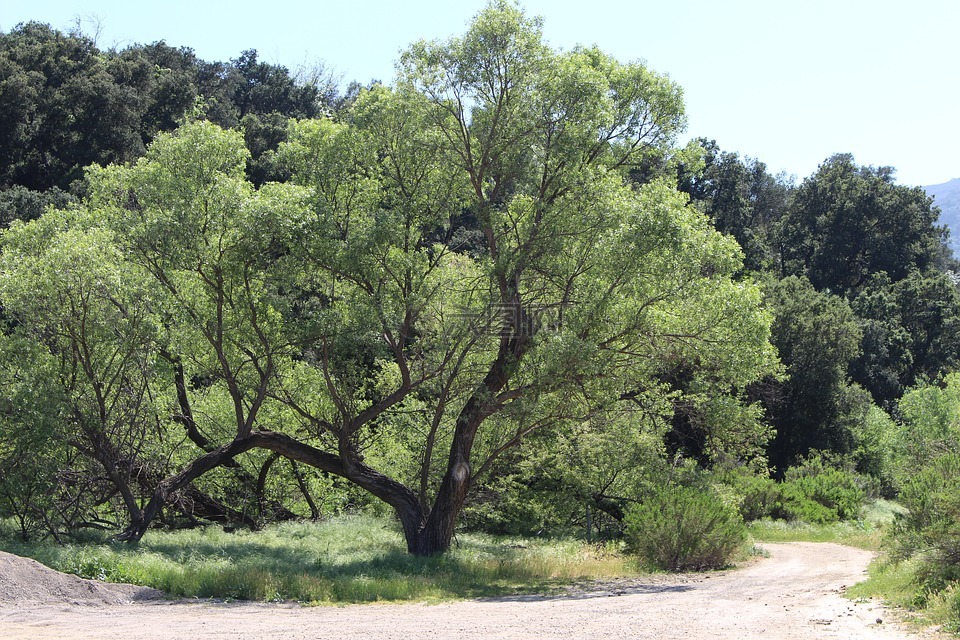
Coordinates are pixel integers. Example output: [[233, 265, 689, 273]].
[[0, 551, 163, 606]]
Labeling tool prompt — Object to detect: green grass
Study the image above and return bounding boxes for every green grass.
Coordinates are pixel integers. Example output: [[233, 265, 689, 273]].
[[746, 499, 907, 551], [859, 498, 908, 526], [0, 514, 636, 604], [747, 517, 883, 550], [845, 556, 922, 610], [2, 500, 930, 609], [846, 554, 960, 635]]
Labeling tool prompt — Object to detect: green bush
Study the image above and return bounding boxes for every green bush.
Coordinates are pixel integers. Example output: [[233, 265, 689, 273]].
[[894, 453, 960, 593], [949, 588, 960, 635], [886, 379, 960, 631], [623, 485, 745, 571], [780, 457, 866, 524], [718, 467, 786, 521], [851, 405, 898, 496], [897, 454, 960, 534]]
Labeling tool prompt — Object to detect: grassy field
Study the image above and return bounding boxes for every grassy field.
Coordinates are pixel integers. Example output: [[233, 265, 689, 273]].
[[0, 514, 636, 603]]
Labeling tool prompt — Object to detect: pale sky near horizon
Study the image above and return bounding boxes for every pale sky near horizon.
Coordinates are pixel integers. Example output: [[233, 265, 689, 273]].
[[3, 0, 958, 187]]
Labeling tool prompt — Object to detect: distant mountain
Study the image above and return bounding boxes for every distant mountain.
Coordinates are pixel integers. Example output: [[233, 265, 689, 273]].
[[925, 178, 960, 257]]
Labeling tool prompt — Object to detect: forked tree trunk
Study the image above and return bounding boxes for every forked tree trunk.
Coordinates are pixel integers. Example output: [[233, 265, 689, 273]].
[[406, 325, 532, 555], [409, 484, 464, 556], [118, 325, 526, 555], [409, 430, 475, 555]]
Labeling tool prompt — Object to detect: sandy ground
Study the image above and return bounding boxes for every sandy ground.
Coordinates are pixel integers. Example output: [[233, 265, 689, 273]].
[[0, 542, 950, 640]]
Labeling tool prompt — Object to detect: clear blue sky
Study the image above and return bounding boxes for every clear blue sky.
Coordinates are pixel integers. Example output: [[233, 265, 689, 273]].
[[4, 0, 958, 186]]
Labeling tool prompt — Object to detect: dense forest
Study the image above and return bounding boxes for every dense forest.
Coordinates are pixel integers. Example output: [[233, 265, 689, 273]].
[[1, 2, 958, 604]]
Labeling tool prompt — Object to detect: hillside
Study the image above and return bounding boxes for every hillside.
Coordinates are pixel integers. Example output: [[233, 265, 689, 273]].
[[926, 177, 960, 255]]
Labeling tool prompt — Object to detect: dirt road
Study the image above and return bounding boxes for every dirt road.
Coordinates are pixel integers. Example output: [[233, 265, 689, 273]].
[[0, 542, 946, 639]]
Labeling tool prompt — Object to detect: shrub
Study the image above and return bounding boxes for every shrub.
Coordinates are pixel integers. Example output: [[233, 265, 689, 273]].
[[894, 453, 960, 593], [886, 379, 960, 631], [623, 485, 745, 571], [851, 405, 898, 497], [718, 467, 786, 521], [949, 588, 960, 634], [780, 456, 866, 524], [897, 454, 960, 534]]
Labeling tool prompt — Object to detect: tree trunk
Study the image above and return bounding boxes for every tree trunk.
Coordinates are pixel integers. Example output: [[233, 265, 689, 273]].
[[411, 490, 462, 556], [115, 437, 261, 542], [253, 432, 429, 553], [409, 320, 534, 555], [412, 431, 474, 555]]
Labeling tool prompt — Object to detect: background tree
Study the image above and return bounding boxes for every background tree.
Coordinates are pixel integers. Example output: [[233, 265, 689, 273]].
[[677, 139, 792, 273], [111, 41, 204, 141], [850, 270, 960, 408], [774, 154, 960, 408], [0, 22, 144, 191], [0, 23, 336, 204], [759, 275, 866, 473], [675, 145, 960, 463], [0, 185, 75, 229], [777, 153, 950, 294]]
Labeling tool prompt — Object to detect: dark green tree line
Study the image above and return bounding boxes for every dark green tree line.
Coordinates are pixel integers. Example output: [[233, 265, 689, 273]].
[[0, 21, 333, 202], [681, 145, 960, 469]]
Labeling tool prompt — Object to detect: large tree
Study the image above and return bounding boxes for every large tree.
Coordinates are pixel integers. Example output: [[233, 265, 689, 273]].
[[777, 154, 949, 295], [1, 2, 778, 555]]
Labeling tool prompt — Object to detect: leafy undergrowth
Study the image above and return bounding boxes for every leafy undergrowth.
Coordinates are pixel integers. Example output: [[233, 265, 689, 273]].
[[0, 515, 635, 604], [746, 499, 906, 551]]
